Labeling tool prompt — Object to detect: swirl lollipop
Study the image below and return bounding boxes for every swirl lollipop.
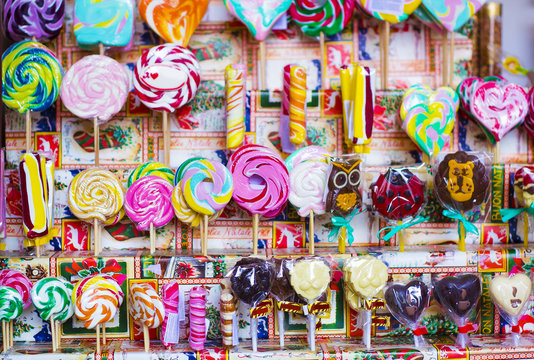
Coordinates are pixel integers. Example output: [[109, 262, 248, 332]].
[[2, 0, 65, 42], [0, 269, 33, 309], [68, 169, 125, 255], [172, 184, 222, 228], [133, 44, 200, 165], [180, 159, 233, 255], [129, 283, 164, 352], [128, 162, 175, 188], [2, 40, 62, 154], [228, 145, 289, 254], [125, 175, 174, 254], [0, 286, 23, 352], [60, 55, 129, 165], [31, 277, 74, 351]]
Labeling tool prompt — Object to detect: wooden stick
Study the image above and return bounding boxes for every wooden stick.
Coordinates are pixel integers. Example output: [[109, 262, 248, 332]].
[[494, 141, 500, 164], [96, 324, 100, 354], [252, 214, 259, 255], [94, 117, 100, 166], [397, 220, 404, 252], [50, 318, 56, 352], [524, 212, 529, 248], [102, 324, 106, 344], [379, 23, 385, 90], [449, 32, 455, 86], [150, 223, 155, 255], [260, 41, 266, 89], [35, 242, 40, 258], [309, 210, 315, 255], [94, 219, 99, 256], [163, 111, 170, 167], [143, 324, 149, 352], [459, 211, 466, 252], [9, 321, 13, 348], [99, 42, 104, 56], [202, 214, 208, 256], [383, 22, 390, 90], [199, 217, 204, 254], [25, 110, 31, 153], [2, 320, 6, 353], [320, 33, 326, 89], [56, 321, 61, 348], [442, 31, 449, 87]]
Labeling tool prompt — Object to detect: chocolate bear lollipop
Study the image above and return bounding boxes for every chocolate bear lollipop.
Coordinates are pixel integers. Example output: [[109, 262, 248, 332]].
[[325, 157, 362, 217], [385, 280, 429, 324], [230, 257, 275, 306], [433, 274, 481, 318]]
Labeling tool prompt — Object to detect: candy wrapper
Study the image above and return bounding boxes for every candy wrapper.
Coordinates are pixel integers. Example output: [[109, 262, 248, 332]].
[[489, 272, 532, 346], [434, 151, 491, 251], [385, 280, 429, 348], [324, 154, 363, 252], [433, 274, 481, 347], [229, 257, 275, 352], [343, 256, 388, 349], [290, 257, 331, 351], [271, 258, 295, 348], [371, 165, 429, 251]]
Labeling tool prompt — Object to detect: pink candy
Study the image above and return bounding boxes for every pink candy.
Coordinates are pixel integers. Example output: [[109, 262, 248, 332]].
[[525, 87, 534, 139], [228, 144, 289, 218], [0, 269, 33, 309], [125, 175, 174, 231], [188, 286, 207, 351], [160, 282, 179, 348]]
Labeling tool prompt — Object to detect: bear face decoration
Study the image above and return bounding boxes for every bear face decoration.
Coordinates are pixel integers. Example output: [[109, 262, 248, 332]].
[[371, 168, 425, 221], [434, 151, 490, 212], [325, 157, 362, 217]]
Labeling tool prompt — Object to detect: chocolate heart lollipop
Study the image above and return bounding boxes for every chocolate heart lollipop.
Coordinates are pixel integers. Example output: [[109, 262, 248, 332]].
[[434, 274, 481, 318], [489, 273, 532, 318], [230, 257, 275, 306], [385, 280, 429, 324]]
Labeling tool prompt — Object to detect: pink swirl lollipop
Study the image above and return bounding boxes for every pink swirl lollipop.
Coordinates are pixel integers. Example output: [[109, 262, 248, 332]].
[[227, 144, 289, 218], [160, 282, 179, 348], [133, 44, 200, 112], [61, 55, 129, 123], [188, 286, 207, 351], [0, 269, 33, 309], [125, 175, 174, 231]]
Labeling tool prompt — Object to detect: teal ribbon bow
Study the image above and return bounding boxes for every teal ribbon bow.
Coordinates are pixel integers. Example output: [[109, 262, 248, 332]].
[[500, 204, 534, 222], [442, 210, 479, 237], [328, 210, 362, 246], [377, 216, 429, 242]]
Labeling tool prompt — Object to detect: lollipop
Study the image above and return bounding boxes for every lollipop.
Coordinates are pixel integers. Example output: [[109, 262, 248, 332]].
[[125, 175, 174, 254], [68, 169, 125, 255], [172, 184, 222, 228], [0, 269, 33, 310], [225, 64, 246, 151], [189, 286, 207, 351], [280, 65, 295, 153], [160, 282, 179, 349], [128, 162, 174, 188], [289, 66, 307, 145], [129, 283, 165, 351], [0, 286, 23, 353], [31, 277, 74, 351], [220, 289, 236, 349], [74, 0, 134, 48], [138, 0, 210, 47], [2, 0, 65, 42], [133, 44, 200, 165], [228, 145, 289, 254]]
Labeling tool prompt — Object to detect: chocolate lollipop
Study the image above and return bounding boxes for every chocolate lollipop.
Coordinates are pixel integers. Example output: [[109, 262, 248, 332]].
[[433, 274, 481, 347], [271, 258, 295, 348]]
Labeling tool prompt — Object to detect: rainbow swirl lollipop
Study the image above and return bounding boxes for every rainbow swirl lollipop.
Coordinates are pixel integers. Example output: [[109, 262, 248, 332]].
[[128, 162, 175, 188]]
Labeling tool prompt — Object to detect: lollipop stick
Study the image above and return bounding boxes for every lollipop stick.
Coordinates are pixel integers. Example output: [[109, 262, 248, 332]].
[[9, 321, 13, 347], [102, 324, 106, 344], [202, 214, 208, 256], [459, 211, 466, 252], [339, 227, 346, 254], [494, 141, 500, 164], [56, 321, 61, 348], [199, 216, 204, 254], [143, 324, 149, 352], [2, 320, 6, 352], [442, 32, 449, 87], [277, 304, 285, 348], [35, 242, 41, 258], [50, 317, 56, 351], [150, 222, 155, 255], [449, 32, 455, 86], [397, 220, 404, 252], [364, 308, 372, 350], [163, 111, 170, 167], [99, 42, 104, 56], [251, 316, 258, 352], [524, 212, 529, 248], [308, 313, 316, 351], [94, 117, 100, 166], [260, 41, 266, 89], [320, 33, 326, 89], [383, 22, 390, 90], [309, 210, 315, 255], [252, 214, 259, 255], [96, 324, 101, 353], [25, 110, 31, 153], [94, 218, 100, 256]]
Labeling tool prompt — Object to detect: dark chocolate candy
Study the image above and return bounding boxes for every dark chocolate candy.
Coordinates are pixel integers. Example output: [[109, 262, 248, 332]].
[[434, 151, 490, 212], [271, 258, 295, 301], [434, 274, 481, 318], [325, 157, 362, 218], [385, 280, 429, 325], [230, 257, 275, 306]]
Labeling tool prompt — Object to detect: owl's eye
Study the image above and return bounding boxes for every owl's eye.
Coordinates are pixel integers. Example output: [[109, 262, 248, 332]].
[[386, 190, 394, 197], [348, 168, 360, 186], [333, 171, 348, 189]]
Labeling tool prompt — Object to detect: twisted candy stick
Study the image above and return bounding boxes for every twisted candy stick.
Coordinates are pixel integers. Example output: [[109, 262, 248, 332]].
[[0, 286, 23, 321], [180, 159, 233, 216], [125, 175, 174, 231], [289, 0, 355, 36], [31, 277, 74, 322], [60, 55, 129, 123], [189, 286, 207, 351], [0, 269, 33, 309], [225, 64, 246, 151], [133, 44, 200, 112], [128, 283, 164, 329], [2, 0, 65, 42], [160, 282, 179, 348], [128, 162, 175, 188], [289, 66, 307, 145], [220, 289, 235, 348], [68, 169, 124, 223], [172, 183, 222, 227], [228, 145, 289, 218], [2, 40, 62, 113]]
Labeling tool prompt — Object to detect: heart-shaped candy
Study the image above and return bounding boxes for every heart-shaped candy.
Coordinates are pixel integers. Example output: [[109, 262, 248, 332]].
[[489, 273, 531, 318], [385, 280, 429, 325], [289, 0, 355, 37], [525, 87, 534, 139], [418, 0, 486, 32], [434, 274, 481, 318], [138, 0, 210, 47], [514, 166, 534, 208], [356, 0, 422, 23], [223, 0, 292, 41], [457, 76, 506, 114], [470, 81, 528, 142]]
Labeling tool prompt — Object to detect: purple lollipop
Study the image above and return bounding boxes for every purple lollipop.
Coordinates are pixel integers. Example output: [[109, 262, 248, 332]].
[[3, 0, 65, 42]]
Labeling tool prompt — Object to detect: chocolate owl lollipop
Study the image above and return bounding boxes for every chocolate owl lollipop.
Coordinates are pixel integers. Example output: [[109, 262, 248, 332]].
[[433, 274, 481, 347]]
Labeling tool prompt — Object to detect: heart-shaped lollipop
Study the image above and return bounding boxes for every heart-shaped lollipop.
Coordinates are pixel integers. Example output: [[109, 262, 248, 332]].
[[523, 88, 534, 139], [489, 273, 532, 317], [385, 280, 429, 324], [138, 0, 210, 47], [457, 76, 506, 113], [470, 82, 528, 142], [356, 0, 422, 23], [418, 0, 485, 32], [223, 0, 292, 41], [434, 274, 481, 318]]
